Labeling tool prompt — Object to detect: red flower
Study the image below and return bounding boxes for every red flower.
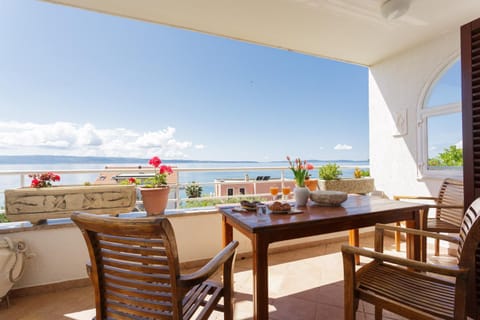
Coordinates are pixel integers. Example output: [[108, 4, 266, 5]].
[[144, 156, 173, 187], [128, 177, 137, 184], [160, 165, 173, 175], [29, 172, 61, 188], [306, 163, 314, 170], [31, 178, 40, 188], [149, 156, 161, 168]]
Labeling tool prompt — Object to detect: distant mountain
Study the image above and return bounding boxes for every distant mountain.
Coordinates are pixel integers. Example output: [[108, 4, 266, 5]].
[[0, 155, 147, 164], [0, 155, 259, 164]]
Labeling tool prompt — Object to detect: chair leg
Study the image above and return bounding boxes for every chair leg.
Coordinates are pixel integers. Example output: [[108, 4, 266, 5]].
[[421, 235, 427, 262], [375, 306, 383, 320], [342, 250, 357, 320], [223, 253, 236, 320], [395, 221, 401, 251], [434, 238, 440, 256]]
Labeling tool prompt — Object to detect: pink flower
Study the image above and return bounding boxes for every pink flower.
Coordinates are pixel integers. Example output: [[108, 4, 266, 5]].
[[306, 163, 314, 170], [148, 156, 161, 168]]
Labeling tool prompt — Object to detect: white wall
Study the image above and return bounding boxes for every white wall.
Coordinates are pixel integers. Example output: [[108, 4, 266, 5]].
[[369, 30, 460, 198]]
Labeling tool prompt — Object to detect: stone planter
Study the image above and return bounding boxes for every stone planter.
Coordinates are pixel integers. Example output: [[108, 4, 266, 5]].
[[5, 185, 136, 224], [318, 178, 375, 194]]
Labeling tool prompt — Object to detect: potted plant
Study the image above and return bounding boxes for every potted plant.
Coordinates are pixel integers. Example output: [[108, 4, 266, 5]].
[[287, 156, 314, 206], [185, 181, 203, 198], [139, 156, 174, 215], [318, 164, 374, 194]]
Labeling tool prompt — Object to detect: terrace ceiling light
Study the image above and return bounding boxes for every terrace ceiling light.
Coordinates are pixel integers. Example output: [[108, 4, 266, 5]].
[[380, 0, 411, 20]]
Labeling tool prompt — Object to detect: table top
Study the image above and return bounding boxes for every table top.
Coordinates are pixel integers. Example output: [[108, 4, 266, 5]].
[[219, 195, 426, 234]]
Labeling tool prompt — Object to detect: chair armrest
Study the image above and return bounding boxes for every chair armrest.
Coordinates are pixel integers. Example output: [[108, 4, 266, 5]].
[[178, 240, 239, 289], [375, 224, 460, 244], [341, 244, 467, 277], [393, 195, 438, 201]]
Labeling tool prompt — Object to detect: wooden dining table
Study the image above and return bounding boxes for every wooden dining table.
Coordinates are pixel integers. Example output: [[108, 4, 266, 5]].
[[219, 195, 427, 320]]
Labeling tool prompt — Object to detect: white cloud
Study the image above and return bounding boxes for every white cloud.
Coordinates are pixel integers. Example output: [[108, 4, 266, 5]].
[[455, 140, 463, 149], [334, 144, 353, 151], [318, 147, 324, 150], [0, 121, 198, 159], [194, 144, 205, 150]]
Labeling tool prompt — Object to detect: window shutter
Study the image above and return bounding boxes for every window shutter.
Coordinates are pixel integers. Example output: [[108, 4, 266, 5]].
[[461, 18, 480, 210]]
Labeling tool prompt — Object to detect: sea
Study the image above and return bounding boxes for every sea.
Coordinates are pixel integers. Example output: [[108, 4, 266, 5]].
[[0, 156, 369, 208]]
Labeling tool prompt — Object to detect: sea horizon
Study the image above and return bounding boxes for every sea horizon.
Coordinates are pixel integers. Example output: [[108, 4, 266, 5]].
[[0, 155, 369, 165]]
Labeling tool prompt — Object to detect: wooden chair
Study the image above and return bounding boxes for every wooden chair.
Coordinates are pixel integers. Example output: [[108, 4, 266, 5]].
[[393, 178, 463, 261], [71, 212, 239, 320], [341, 197, 480, 320]]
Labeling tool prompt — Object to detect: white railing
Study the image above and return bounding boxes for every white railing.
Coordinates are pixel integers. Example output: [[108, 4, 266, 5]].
[[0, 164, 368, 214]]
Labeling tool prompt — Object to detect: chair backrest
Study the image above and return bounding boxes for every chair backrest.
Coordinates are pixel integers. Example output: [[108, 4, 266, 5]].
[[71, 212, 183, 320], [437, 178, 464, 226], [456, 197, 480, 318]]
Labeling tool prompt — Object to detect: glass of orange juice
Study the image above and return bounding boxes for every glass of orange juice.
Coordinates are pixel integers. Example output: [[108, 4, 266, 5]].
[[270, 186, 279, 201], [282, 186, 291, 200]]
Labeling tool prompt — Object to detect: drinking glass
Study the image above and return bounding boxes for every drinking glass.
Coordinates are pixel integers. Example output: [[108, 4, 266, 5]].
[[256, 203, 268, 222], [282, 186, 291, 200], [270, 186, 279, 201]]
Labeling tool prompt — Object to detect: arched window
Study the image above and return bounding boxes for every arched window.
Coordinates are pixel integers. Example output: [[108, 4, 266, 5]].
[[418, 59, 462, 178]]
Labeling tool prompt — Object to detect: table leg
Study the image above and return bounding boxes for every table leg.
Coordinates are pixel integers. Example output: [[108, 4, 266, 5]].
[[348, 229, 360, 265], [405, 210, 421, 261], [252, 234, 269, 320], [222, 216, 233, 247]]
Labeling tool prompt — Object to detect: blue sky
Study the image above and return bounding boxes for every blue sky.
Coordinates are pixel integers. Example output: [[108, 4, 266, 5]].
[[0, 0, 369, 161]]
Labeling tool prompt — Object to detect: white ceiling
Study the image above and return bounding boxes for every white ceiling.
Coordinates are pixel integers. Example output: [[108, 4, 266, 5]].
[[43, 0, 480, 66]]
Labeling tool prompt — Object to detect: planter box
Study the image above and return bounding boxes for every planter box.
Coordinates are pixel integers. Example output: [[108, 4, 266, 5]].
[[318, 178, 374, 194], [5, 185, 136, 224]]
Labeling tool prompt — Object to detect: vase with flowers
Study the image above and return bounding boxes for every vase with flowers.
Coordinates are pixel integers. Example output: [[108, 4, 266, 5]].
[[139, 156, 174, 215], [287, 156, 314, 206]]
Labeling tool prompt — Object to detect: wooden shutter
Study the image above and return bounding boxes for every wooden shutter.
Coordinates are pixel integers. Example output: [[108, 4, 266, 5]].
[[463, 20, 480, 319], [461, 18, 480, 210]]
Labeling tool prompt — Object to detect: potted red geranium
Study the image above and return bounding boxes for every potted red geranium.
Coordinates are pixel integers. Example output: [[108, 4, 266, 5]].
[[139, 156, 174, 215]]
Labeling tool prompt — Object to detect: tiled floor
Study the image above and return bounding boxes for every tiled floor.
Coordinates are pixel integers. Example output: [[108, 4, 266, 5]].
[[0, 234, 455, 320]]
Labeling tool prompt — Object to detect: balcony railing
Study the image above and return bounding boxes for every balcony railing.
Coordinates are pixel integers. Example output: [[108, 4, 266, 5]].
[[0, 164, 368, 214]]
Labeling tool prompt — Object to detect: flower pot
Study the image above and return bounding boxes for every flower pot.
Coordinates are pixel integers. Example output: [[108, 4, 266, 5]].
[[294, 186, 310, 207], [140, 186, 170, 216]]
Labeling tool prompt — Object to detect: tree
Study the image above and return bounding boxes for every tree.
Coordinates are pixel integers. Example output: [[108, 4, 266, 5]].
[[428, 145, 463, 167]]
